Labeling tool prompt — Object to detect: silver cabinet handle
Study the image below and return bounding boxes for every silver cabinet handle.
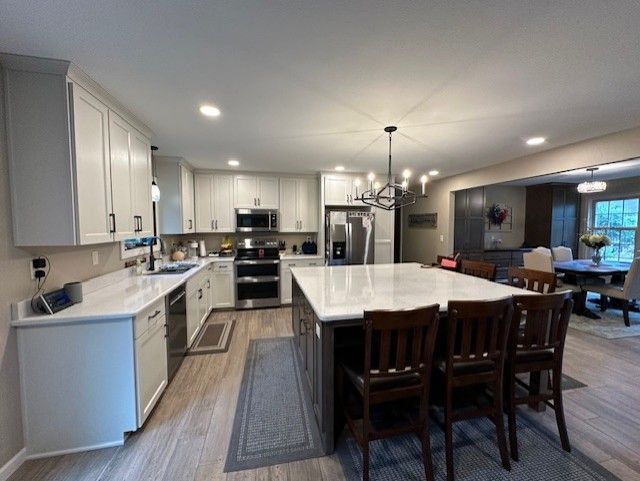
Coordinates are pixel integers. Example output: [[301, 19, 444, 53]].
[[211, 219, 215, 230], [218, 264, 228, 269], [254, 198, 257, 206], [258, 198, 261, 206], [215, 219, 218, 230], [148, 309, 161, 320]]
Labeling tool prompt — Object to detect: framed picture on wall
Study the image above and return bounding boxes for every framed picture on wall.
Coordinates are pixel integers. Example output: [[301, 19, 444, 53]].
[[408, 213, 438, 228], [485, 204, 513, 232]]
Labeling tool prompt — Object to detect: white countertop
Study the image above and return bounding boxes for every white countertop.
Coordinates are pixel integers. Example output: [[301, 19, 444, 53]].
[[290, 263, 533, 322], [12, 257, 226, 327]]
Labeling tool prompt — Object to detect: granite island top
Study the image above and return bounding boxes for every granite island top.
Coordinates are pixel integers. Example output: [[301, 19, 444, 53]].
[[290, 262, 533, 322]]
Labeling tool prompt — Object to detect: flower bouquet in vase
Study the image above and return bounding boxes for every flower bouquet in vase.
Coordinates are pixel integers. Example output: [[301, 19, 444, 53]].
[[579, 233, 611, 266]]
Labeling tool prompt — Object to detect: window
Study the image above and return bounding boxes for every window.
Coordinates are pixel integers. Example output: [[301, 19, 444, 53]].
[[592, 197, 639, 262]]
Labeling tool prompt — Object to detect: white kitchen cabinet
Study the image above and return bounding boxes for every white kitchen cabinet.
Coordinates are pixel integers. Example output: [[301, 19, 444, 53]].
[[1, 54, 153, 246], [374, 207, 395, 264], [181, 165, 195, 233], [134, 313, 168, 427], [323, 174, 367, 206], [280, 258, 322, 304], [186, 287, 200, 347], [212, 261, 235, 309], [71, 84, 114, 245], [195, 173, 235, 232], [280, 177, 318, 232], [156, 158, 197, 235], [131, 128, 153, 237], [234, 175, 279, 209]]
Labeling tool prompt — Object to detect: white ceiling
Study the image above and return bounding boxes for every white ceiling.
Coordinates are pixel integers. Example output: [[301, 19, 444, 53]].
[[503, 157, 640, 186], [2, 1, 640, 176]]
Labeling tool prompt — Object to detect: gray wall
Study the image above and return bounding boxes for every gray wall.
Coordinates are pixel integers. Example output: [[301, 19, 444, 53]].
[[483, 185, 526, 249], [0, 69, 137, 466], [402, 126, 640, 264]]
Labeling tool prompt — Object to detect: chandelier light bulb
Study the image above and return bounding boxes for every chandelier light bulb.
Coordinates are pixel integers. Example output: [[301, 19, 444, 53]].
[[367, 172, 375, 181], [402, 169, 411, 179], [420, 175, 428, 184]]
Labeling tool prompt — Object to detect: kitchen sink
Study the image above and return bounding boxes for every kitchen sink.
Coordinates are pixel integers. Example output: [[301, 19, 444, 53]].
[[145, 262, 199, 275]]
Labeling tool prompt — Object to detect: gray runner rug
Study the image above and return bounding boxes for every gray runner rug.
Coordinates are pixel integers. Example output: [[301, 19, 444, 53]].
[[224, 337, 324, 472], [337, 412, 619, 481]]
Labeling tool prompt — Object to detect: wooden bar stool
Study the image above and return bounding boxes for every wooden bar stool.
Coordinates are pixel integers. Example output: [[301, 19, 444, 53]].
[[436, 297, 514, 481], [506, 292, 574, 461], [460, 259, 497, 281], [338, 304, 440, 481]]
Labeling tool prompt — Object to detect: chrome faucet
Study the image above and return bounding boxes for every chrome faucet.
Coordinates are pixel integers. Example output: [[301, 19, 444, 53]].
[[148, 236, 165, 271]]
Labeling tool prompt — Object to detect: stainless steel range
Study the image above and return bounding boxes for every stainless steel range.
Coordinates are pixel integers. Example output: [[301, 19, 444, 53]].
[[234, 238, 281, 309]]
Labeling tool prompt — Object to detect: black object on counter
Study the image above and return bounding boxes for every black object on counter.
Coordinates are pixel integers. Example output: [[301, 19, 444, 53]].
[[302, 240, 317, 254]]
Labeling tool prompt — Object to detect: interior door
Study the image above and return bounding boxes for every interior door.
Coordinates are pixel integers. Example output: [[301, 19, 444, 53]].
[[131, 129, 153, 237], [195, 173, 214, 232], [213, 174, 234, 231], [70, 83, 113, 244], [108, 111, 136, 240], [279, 178, 299, 232]]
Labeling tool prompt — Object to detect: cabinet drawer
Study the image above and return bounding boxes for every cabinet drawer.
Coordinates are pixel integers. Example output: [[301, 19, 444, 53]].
[[213, 261, 233, 272], [283, 259, 322, 269], [135, 299, 166, 339]]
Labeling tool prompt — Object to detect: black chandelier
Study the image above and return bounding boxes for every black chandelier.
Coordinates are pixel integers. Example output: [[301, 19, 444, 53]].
[[354, 126, 429, 210]]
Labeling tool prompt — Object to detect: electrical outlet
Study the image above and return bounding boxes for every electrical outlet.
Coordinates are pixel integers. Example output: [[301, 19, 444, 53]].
[[92, 251, 99, 266], [30, 257, 47, 280], [440, 234, 444, 243]]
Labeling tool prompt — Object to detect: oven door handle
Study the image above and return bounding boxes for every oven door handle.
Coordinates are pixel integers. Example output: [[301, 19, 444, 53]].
[[235, 259, 280, 265], [236, 275, 280, 284]]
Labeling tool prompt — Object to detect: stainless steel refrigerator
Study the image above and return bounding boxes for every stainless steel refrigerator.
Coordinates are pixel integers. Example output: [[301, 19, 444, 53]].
[[325, 210, 375, 265]]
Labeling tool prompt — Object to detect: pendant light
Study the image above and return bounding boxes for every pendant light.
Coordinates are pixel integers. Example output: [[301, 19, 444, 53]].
[[577, 167, 607, 194], [150, 145, 161, 202]]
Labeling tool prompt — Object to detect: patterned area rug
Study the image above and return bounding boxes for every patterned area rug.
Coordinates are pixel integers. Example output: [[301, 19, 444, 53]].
[[224, 337, 324, 472], [337, 412, 618, 481], [188, 319, 235, 355], [569, 295, 640, 339]]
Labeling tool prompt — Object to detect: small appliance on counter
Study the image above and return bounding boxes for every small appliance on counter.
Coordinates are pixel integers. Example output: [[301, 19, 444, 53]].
[[63, 281, 83, 304], [301, 237, 317, 255], [187, 240, 199, 259], [36, 288, 75, 314]]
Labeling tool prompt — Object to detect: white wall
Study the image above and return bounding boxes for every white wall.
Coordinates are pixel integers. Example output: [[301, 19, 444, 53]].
[[402, 126, 640, 264]]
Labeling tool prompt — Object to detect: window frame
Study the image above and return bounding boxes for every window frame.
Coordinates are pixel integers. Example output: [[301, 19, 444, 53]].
[[589, 195, 639, 262]]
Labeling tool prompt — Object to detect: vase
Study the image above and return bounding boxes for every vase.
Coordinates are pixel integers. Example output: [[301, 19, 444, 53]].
[[591, 249, 602, 266]]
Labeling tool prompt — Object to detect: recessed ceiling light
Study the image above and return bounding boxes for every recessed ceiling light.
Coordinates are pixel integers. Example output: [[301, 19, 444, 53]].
[[526, 137, 546, 146], [228, 159, 239, 167], [335, 165, 345, 171], [428, 170, 439, 176], [199, 105, 221, 117]]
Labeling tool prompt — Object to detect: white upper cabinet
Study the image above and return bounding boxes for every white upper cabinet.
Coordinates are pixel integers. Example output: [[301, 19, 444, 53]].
[[71, 84, 114, 245], [324, 175, 352, 206], [181, 165, 195, 233], [108, 111, 136, 240], [280, 177, 318, 232], [195, 173, 234, 232], [213, 175, 235, 231], [131, 129, 153, 237], [234, 175, 279, 209], [0, 54, 153, 246]]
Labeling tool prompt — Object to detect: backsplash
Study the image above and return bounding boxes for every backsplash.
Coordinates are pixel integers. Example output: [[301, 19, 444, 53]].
[[164, 232, 318, 255]]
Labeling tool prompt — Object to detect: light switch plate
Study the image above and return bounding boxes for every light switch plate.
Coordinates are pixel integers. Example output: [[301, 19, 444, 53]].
[[92, 251, 99, 266], [440, 234, 444, 242]]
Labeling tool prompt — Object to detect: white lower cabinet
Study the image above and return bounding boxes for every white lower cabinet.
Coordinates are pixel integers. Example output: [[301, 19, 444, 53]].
[[280, 258, 321, 304], [212, 261, 235, 308], [135, 315, 168, 427], [186, 285, 201, 347]]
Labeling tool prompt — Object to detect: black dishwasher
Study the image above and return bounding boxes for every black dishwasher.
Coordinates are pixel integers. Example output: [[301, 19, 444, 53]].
[[166, 285, 187, 381]]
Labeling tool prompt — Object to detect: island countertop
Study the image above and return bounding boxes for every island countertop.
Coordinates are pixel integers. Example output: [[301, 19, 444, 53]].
[[290, 262, 532, 322]]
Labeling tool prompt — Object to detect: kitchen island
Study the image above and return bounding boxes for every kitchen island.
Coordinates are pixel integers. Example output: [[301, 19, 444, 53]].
[[290, 262, 530, 453]]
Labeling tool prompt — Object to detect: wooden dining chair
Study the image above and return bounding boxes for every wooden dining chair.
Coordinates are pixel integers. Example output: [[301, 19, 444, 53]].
[[338, 305, 440, 481], [437, 297, 514, 481], [507, 266, 557, 293], [460, 259, 497, 281], [506, 292, 574, 461]]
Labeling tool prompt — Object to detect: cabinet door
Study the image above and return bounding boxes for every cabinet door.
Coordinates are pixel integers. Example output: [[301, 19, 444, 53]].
[[198, 283, 209, 326], [324, 176, 351, 206], [186, 289, 200, 347], [135, 319, 168, 427], [131, 129, 153, 237], [181, 165, 195, 233], [213, 174, 235, 231], [195, 173, 214, 232], [234, 175, 258, 208], [212, 271, 235, 308], [279, 178, 299, 232], [257, 176, 279, 209], [70, 84, 114, 245], [108, 111, 136, 240], [280, 264, 294, 304], [298, 178, 318, 232]]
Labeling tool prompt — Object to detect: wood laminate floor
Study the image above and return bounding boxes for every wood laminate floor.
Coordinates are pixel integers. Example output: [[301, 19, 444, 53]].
[[9, 307, 640, 481]]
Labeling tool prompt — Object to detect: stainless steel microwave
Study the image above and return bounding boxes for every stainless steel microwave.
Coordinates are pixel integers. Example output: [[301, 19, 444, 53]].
[[235, 209, 279, 232]]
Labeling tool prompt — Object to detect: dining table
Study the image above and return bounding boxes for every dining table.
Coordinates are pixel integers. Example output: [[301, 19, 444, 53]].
[[554, 259, 632, 318]]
